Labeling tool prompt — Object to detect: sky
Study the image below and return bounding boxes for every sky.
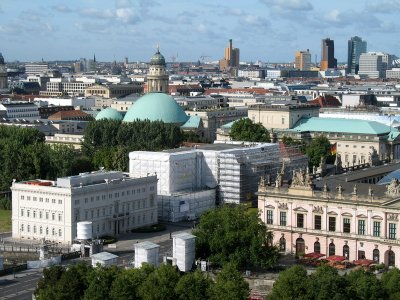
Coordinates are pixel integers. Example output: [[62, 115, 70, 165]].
[[0, 0, 399, 63]]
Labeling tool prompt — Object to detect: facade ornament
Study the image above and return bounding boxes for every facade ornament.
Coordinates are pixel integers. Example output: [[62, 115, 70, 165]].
[[353, 184, 358, 195], [388, 213, 399, 222], [336, 184, 343, 195], [386, 178, 400, 197], [278, 202, 288, 210], [368, 186, 374, 198], [275, 171, 283, 188], [259, 176, 267, 188], [291, 168, 312, 188], [312, 206, 324, 214]]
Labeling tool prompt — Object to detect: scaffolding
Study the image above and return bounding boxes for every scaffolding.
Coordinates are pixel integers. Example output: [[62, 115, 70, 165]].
[[218, 143, 308, 204]]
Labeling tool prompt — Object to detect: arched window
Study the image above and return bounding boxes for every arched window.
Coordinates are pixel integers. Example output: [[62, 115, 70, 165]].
[[296, 238, 305, 256], [388, 250, 395, 267], [314, 241, 321, 253], [279, 237, 286, 252], [46, 227, 49, 235], [329, 242, 336, 256], [52, 228, 55, 236], [343, 245, 350, 259], [40, 226, 43, 234], [58, 229, 62, 237], [373, 249, 380, 263]]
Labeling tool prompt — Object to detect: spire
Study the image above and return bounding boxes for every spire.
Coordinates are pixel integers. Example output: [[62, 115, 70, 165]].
[[93, 53, 96, 62], [156, 44, 160, 54]]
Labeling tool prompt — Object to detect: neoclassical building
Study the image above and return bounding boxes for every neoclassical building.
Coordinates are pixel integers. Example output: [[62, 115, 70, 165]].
[[0, 53, 7, 90], [258, 163, 400, 267], [146, 47, 169, 93]]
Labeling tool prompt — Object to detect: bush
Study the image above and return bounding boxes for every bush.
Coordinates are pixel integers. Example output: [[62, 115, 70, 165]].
[[100, 236, 117, 245], [131, 224, 166, 233]]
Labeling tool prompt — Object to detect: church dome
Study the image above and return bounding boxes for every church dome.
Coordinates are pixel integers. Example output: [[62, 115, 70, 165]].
[[95, 107, 123, 121], [123, 93, 188, 124], [150, 50, 166, 66]]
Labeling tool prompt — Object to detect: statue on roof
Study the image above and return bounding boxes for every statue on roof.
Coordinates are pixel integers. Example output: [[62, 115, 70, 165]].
[[334, 154, 342, 171], [386, 178, 400, 197], [291, 168, 312, 188]]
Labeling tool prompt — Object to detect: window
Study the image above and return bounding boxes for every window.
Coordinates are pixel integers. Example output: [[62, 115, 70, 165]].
[[39, 211, 43, 219], [75, 200, 80, 205], [27, 225, 30, 232], [85, 198, 88, 203], [328, 217, 336, 231], [33, 226, 36, 234], [46, 227, 49, 235], [58, 200, 62, 204], [21, 224, 24, 232], [280, 211, 287, 226], [33, 211, 36, 218], [52, 228, 55, 236], [279, 237, 286, 251], [21, 195, 24, 200], [314, 241, 321, 253], [297, 214, 304, 228], [39, 197, 43, 202], [59, 229, 62, 237], [40, 226, 43, 234], [329, 242, 336, 256], [58, 214, 62, 222], [373, 221, 381, 237], [27, 210, 30, 218], [314, 215, 321, 230], [20, 209, 24, 217], [52, 199, 56, 204], [266, 210, 273, 225], [358, 219, 366, 235], [343, 218, 351, 233], [52, 213, 55, 221], [45, 198, 49, 203], [389, 223, 397, 239]]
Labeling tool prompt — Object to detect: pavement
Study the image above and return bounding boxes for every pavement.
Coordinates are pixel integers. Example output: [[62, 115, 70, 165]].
[[0, 269, 42, 300]]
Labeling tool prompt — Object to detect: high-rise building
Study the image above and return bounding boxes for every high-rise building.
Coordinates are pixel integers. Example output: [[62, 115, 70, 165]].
[[219, 39, 240, 71], [320, 38, 337, 71], [146, 47, 169, 93], [359, 52, 391, 79], [0, 53, 7, 90], [295, 49, 312, 71], [347, 36, 367, 74]]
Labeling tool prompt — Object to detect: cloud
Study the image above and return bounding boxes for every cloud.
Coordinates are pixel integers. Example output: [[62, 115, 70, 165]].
[[74, 22, 111, 34], [80, 8, 115, 19], [366, 0, 400, 13], [241, 14, 270, 27], [261, 0, 313, 12], [51, 4, 74, 13], [116, 7, 139, 24]]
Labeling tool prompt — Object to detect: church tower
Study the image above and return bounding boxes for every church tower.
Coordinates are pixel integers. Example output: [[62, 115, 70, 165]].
[[146, 47, 169, 93], [0, 53, 7, 90]]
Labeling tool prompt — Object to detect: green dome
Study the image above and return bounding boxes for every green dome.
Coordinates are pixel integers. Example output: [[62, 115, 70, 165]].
[[150, 50, 166, 66], [123, 93, 188, 124], [96, 107, 123, 121]]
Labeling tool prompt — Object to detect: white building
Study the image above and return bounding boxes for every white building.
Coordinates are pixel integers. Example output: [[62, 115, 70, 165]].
[[34, 97, 95, 109], [359, 52, 391, 79], [25, 63, 49, 76], [11, 170, 158, 244], [0, 102, 40, 119]]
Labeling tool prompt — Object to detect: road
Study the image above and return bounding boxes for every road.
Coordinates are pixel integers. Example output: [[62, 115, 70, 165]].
[[0, 269, 42, 300]]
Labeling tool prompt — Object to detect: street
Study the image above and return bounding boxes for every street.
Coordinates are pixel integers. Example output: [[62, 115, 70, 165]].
[[0, 269, 42, 300]]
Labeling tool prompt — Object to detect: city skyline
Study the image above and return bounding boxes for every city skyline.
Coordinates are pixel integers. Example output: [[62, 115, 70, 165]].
[[0, 0, 399, 63]]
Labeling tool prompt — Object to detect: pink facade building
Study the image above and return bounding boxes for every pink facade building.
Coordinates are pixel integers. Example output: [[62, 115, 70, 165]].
[[258, 164, 400, 267]]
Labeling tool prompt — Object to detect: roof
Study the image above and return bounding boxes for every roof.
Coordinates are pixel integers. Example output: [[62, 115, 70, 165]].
[[123, 93, 189, 124], [150, 50, 166, 66], [135, 241, 159, 250], [95, 107, 123, 121], [91, 251, 118, 261], [172, 232, 196, 240], [291, 117, 396, 135], [221, 118, 245, 129], [48, 110, 91, 120], [181, 115, 201, 129], [309, 95, 341, 107], [377, 169, 400, 185]]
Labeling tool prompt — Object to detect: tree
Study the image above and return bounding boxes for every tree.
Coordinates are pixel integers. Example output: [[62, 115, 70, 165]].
[[210, 263, 249, 300], [381, 268, 400, 299], [305, 135, 332, 168], [346, 269, 385, 300], [110, 264, 155, 300], [230, 119, 271, 142], [268, 265, 309, 300], [35, 265, 65, 300], [138, 264, 180, 300], [84, 265, 119, 300], [307, 265, 348, 300], [281, 136, 305, 153], [175, 270, 213, 300], [193, 205, 278, 268]]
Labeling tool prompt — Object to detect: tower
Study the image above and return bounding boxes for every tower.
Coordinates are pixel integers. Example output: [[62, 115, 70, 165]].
[[320, 38, 337, 71], [219, 39, 240, 71], [147, 46, 169, 93], [347, 36, 367, 74], [0, 53, 7, 90], [295, 49, 311, 71]]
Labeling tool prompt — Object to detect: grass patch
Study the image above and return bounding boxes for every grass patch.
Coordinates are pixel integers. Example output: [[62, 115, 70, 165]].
[[0, 210, 11, 233], [131, 224, 166, 233]]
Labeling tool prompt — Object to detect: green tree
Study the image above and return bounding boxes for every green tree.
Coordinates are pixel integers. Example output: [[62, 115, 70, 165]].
[[346, 269, 385, 300], [307, 265, 348, 300], [175, 270, 213, 300], [230, 118, 271, 142], [281, 135, 306, 153], [84, 265, 119, 300], [138, 264, 180, 300], [268, 265, 309, 300], [210, 263, 249, 300], [110, 264, 155, 300], [381, 268, 400, 299], [193, 205, 278, 268], [54, 263, 91, 300], [35, 265, 65, 300], [305, 135, 332, 168]]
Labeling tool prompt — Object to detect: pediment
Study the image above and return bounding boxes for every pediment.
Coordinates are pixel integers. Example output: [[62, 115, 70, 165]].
[[372, 215, 383, 220], [357, 214, 368, 218], [327, 211, 338, 216], [265, 204, 275, 209], [341, 212, 353, 217], [294, 207, 308, 212]]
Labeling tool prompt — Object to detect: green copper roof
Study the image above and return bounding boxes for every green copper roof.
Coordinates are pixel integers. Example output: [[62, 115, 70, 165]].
[[292, 117, 397, 135], [150, 50, 166, 66], [221, 118, 246, 129], [123, 93, 189, 124], [95, 107, 123, 121], [181, 115, 201, 129]]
